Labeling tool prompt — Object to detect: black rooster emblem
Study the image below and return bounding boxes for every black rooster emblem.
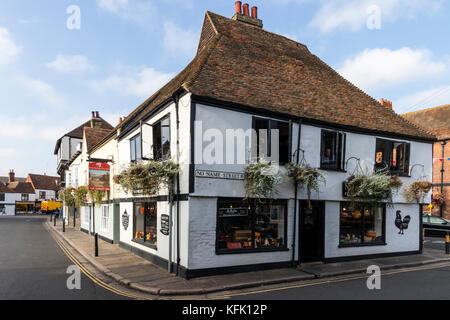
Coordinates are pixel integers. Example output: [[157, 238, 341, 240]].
[[395, 210, 411, 235]]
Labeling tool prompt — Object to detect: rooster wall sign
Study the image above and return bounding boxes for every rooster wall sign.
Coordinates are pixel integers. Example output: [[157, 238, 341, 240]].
[[395, 210, 411, 235]]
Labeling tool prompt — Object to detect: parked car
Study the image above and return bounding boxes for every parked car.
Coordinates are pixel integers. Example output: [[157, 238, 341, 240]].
[[423, 214, 450, 237]]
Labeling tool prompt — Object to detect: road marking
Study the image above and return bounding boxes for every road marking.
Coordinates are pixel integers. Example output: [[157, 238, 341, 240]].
[[210, 263, 450, 299], [47, 226, 152, 300]]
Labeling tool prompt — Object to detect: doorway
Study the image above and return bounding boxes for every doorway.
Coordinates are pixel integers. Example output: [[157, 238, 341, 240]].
[[299, 200, 325, 263]]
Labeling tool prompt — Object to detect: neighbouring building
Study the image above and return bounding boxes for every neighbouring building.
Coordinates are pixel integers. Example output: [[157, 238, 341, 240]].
[[63, 124, 115, 229], [26, 174, 60, 201], [402, 104, 450, 218], [66, 4, 435, 278], [54, 111, 114, 187], [0, 170, 36, 215]]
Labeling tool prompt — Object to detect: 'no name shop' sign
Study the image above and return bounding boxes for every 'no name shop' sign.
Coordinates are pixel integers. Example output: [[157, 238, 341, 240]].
[[195, 170, 244, 181]]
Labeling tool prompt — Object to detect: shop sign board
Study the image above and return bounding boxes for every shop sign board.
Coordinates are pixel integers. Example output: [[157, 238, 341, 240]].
[[195, 170, 244, 181], [218, 207, 249, 217], [89, 162, 110, 191], [160, 214, 170, 236]]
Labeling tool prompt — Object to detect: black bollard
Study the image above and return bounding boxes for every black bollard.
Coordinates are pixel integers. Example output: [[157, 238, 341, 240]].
[[63, 217, 65, 232], [54, 213, 56, 226], [95, 233, 99, 257], [50, 213, 53, 222], [446, 233, 449, 255]]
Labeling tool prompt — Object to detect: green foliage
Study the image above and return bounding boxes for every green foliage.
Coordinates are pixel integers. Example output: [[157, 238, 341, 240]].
[[74, 186, 88, 208], [115, 159, 181, 195], [346, 167, 403, 209], [88, 190, 107, 208], [244, 161, 280, 201], [58, 188, 75, 207], [286, 163, 326, 208]]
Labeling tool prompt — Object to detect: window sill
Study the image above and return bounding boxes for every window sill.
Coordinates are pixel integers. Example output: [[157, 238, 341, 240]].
[[216, 247, 289, 255], [338, 242, 387, 248], [132, 239, 157, 251]]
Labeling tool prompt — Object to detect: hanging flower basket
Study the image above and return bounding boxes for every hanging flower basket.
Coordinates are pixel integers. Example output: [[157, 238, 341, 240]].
[[74, 186, 88, 208], [432, 193, 445, 207], [58, 188, 75, 207], [115, 159, 181, 195], [286, 163, 326, 208], [244, 161, 280, 201], [403, 181, 433, 203], [89, 190, 108, 208], [345, 167, 403, 208]]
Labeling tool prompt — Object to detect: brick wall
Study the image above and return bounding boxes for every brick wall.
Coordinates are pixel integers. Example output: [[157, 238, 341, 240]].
[[432, 141, 450, 219]]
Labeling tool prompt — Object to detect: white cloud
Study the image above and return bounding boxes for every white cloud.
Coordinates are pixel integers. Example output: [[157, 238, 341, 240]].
[[13, 75, 65, 106], [46, 54, 96, 74], [394, 85, 450, 114], [96, 0, 155, 26], [163, 21, 197, 58], [309, 0, 442, 33], [91, 65, 174, 98], [0, 148, 20, 158], [0, 27, 21, 67], [338, 47, 446, 91]]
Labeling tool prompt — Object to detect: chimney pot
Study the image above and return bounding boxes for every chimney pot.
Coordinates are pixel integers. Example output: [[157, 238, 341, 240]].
[[96, 111, 100, 118], [8, 170, 15, 183], [235, 1, 242, 15], [380, 98, 393, 109], [92, 111, 95, 119], [251, 6, 258, 19], [243, 3, 250, 16]]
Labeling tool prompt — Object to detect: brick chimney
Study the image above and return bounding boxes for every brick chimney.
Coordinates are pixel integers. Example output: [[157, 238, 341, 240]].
[[232, 2, 263, 28], [90, 111, 102, 128], [380, 98, 393, 109], [8, 169, 15, 183]]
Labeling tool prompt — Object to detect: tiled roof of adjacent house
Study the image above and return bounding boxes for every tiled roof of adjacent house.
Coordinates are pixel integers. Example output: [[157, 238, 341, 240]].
[[27, 174, 60, 192], [54, 117, 114, 154], [0, 176, 26, 184], [85, 127, 114, 153], [116, 11, 435, 141], [401, 104, 450, 140], [6, 182, 35, 194]]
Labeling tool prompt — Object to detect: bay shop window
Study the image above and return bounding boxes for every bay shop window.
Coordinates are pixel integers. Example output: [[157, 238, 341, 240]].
[[339, 202, 386, 247], [216, 199, 287, 254]]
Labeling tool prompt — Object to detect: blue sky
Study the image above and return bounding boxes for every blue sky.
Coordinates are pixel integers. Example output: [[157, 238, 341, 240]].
[[0, 0, 449, 177]]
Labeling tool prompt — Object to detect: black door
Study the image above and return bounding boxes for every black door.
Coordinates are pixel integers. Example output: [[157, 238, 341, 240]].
[[299, 201, 325, 263]]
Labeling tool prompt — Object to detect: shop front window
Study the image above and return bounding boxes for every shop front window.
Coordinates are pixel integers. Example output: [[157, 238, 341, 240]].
[[134, 202, 157, 248], [217, 199, 287, 253], [339, 202, 385, 247]]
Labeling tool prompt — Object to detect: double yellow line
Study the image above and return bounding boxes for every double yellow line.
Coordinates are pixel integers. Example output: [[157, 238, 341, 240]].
[[48, 227, 152, 300]]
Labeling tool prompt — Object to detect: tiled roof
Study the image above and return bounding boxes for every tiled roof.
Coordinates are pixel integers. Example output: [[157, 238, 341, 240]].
[[54, 117, 114, 154], [117, 11, 435, 141], [6, 182, 35, 194], [402, 104, 450, 140], [85, 127, 114, 153], [27, 174, 60, 192]]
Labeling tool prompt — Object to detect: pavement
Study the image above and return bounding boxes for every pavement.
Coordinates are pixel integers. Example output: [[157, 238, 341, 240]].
[[46, 217, 450, 297]]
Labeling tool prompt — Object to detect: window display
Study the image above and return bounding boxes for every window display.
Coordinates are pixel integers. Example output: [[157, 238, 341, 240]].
[[217, 199, 286, 253], [134, 202, 157, 247], [340, 202, 385, 246]]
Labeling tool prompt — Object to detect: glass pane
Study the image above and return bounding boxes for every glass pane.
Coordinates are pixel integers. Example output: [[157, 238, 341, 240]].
[[274, 121, 290, 164], [161, 120, 170, 159], [254, 204, 285, 248], [134, 203, 145, 240], [321, 131, 338, 169], [363, 206, 384, 243], [254, 119, 269, 160], [153, 122, 162, 159], [340, 204, 363, 245], [130, 138, 136, 162], [217, 202, 253, 250], [144, 203, 157, 245], [136, 135, 142, 161]]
